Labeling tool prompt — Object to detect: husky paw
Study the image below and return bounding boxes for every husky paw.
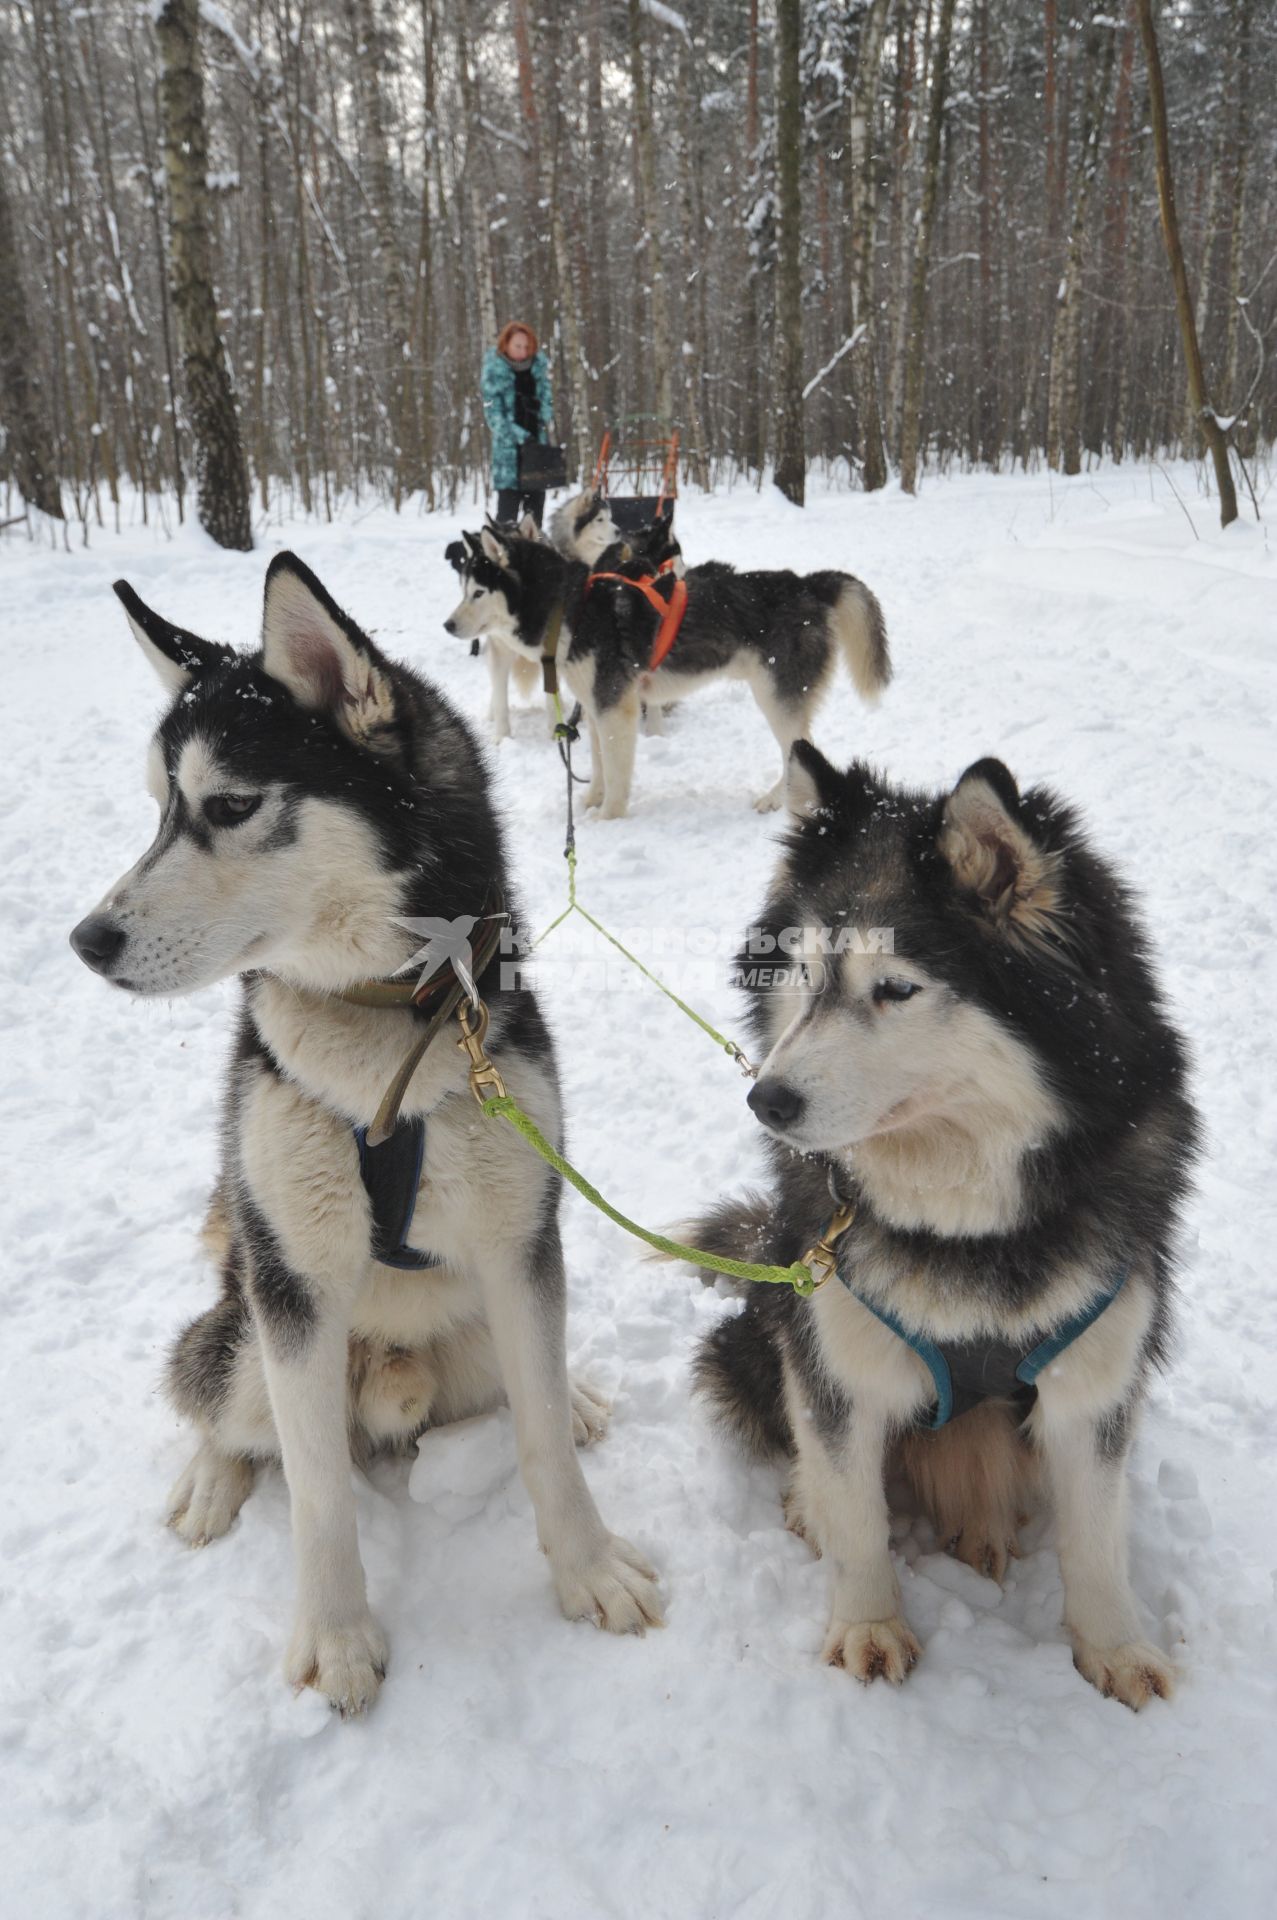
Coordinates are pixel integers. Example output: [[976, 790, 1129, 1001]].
[[569, 1377, 611, 1448], [581, 784, 604, 812], [597, 801, 630, 821], [167, 1447, 254, 1546], [285, 1614, 388, 1718], [753, 783, 784, 813], [489, 722, 512, 745], [781, 1486, 821, 1556], [950, 1527, 1019, 1584], [1072, 1637, 1174, 1709], [552, 1535, 664, 1635], [823, 1616, 921, 1685]]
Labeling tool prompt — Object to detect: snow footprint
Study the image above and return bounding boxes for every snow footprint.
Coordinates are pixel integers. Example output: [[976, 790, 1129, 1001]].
[[1158, 1458, 1213, 1541]]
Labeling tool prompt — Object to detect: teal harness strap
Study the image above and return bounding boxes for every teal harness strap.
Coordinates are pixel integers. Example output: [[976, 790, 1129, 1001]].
[[846, 1262, 1131, 1430], [1014, 1262, 1130, 1388], [851, 1293, 954, 1429]]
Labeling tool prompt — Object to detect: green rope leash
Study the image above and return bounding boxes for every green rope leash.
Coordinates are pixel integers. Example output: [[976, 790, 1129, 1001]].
[[533, 688, 755, 1073], [481, 1092, 818, 1295]]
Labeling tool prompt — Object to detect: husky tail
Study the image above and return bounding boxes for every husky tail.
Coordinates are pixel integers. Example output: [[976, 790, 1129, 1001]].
[[813, 572, 891, 705], [689, 1190, 792, 1459]]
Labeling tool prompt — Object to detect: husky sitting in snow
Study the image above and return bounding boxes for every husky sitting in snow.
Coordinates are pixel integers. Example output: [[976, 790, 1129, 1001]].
[[692, 747, 1197, 1707], [443, 523, 890, 818], [68, 555, 662, 1716]]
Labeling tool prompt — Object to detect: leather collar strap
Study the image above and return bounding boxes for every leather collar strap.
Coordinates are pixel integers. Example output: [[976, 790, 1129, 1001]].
[[336, 903, 508, 1147], [542, 600, 565, 695], [584, 569, 689, 672]]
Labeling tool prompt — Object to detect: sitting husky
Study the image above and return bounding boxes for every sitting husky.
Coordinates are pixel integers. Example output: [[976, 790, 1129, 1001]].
[[692, 746, 1197, 1707], [443, 525, 890, 817], [68, 554, 662, 1715]]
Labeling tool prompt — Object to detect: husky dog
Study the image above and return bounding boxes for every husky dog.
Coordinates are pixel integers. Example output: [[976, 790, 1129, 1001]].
[[692, 746, 1197, 1707], [68, 555, 662, 1715], [446, 515, 547, 741], [443, 527, 890, 818], [548, 489, 622, 567]]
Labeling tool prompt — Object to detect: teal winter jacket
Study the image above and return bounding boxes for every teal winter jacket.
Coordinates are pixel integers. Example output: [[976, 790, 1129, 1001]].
[[481, 347, 553, 490]]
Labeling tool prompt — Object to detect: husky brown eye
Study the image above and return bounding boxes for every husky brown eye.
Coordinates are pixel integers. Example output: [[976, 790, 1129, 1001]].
[[205, 793, 262, 828], [873, 978, 921, 1006]]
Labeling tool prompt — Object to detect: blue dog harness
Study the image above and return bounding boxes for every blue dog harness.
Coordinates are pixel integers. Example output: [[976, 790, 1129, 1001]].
[[848, 1264, 1130, 1429], [353, 1117, 442, 1272]]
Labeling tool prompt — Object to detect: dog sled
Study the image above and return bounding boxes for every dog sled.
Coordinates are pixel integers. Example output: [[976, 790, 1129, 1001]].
[[590, 426, 678, 538]]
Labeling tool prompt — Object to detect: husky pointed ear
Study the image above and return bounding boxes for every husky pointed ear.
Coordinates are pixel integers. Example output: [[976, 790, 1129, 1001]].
[[113, 581, 233, 696], [261, 553, 398, 749], [938, 759, 1063, 940], [785, 740, 845, 818], [444, 538, 467, 573], [517, 512, 540, 541], [480, 526, 511, 567]]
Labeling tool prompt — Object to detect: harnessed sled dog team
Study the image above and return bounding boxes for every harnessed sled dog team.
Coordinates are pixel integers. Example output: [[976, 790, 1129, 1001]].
[[69, 482, 1197, 1720]]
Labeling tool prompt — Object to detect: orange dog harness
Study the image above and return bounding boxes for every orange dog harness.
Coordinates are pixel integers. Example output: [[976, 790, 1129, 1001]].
[[584, 568, 689, 672]]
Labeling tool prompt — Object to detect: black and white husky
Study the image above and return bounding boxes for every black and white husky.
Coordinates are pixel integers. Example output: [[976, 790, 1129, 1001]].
[[68, 555, 662, 1715], [692, 746, 1197, 1707], [443, 526, 890, 817]]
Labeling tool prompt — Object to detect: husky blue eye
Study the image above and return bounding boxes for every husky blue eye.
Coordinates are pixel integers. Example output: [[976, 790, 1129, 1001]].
[[205, 793, 262, 828], [873, 978, 921, 1006]]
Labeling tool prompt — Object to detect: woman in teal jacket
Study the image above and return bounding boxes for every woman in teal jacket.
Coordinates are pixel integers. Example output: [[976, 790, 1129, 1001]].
[[481, 319, 554, 526]]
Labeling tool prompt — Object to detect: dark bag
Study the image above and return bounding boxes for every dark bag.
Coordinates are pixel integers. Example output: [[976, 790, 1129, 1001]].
[[518, 441, 568, 490]]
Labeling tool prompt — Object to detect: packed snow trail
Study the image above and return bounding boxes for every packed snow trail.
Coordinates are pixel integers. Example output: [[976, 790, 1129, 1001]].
[[2, 466, 1274, 1919]]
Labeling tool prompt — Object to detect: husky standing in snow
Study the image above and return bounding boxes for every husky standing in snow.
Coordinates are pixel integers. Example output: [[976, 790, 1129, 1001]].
[[691, 746, 1197, 1707], [443, 523, 890, 817], [447, 494, 680, 745], [68, 555, 662, 1715]]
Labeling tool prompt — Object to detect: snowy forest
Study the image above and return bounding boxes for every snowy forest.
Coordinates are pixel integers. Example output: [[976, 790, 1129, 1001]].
[[0, 0, 1273, 537]]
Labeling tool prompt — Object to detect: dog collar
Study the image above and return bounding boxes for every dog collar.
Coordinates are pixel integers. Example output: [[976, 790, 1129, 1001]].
[[334, 901, 508, 1146]]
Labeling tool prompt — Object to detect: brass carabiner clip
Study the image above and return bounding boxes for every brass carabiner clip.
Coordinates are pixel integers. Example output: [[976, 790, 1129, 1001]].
[[456, 999, 508, 1107], [800, 1201, 856, 1291]]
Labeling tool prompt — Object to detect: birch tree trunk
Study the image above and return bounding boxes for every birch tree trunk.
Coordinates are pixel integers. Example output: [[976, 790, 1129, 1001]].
[[1222, 0, 1253, 436], [346, 0, 423, 500], [1135, 0, 1238, 527], [538, 4, 592, 477], [846, 0, 891, 490], [1046, 11, 1116, 475], [772, 0, 805, 504], [898, 0, 956, 495], [154, 0, 252, 549], [628, 0, 674, 430]]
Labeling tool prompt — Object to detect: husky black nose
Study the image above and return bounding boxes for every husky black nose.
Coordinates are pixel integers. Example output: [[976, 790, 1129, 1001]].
[[748, 1078, 805, 1132], [444, 617, 459, 636], [70, 914, 126, 974]]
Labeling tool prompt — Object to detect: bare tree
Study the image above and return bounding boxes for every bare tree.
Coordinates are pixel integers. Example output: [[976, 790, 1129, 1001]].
[[154, 0, 252, 549], [1136, 0, 1238, 527], [1047, 8, 1117, 475], [773, 0, 804, 504], [899, 0, 957, 495], [0, 157, 63, 519], [628, 0, 674, 431]]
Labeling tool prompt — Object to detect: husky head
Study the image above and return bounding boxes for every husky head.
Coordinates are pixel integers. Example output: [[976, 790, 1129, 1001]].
[[548, 489, 619, 566], [743, 745, 1191, 1236], [442, 524, 562, 657], [70, 555, 497, 998]]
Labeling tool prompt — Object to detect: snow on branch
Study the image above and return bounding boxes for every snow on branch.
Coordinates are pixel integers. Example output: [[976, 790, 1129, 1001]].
[[802, 326, 866, 401], [641, 0, 692, 42]]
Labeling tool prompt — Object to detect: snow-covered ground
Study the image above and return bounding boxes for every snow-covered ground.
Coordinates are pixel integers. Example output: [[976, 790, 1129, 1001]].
[[2, 464, 1275, 1919]]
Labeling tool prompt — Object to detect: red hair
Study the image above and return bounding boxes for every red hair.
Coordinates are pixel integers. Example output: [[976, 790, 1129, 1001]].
[[496, 320, 539, 359]]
